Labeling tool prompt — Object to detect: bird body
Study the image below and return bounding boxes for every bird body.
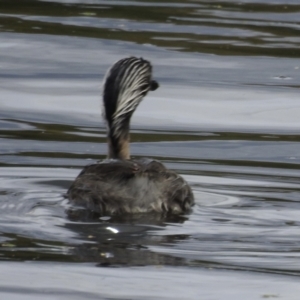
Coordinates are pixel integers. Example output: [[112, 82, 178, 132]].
[[67, 57, 194, 215], [68, 158, 193, 214]]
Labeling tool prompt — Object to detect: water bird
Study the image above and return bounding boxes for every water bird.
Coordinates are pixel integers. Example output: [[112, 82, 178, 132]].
[[67, 57, 194, 215]]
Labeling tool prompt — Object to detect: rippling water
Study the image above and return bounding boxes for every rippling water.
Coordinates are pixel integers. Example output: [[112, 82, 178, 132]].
[[1, 0, 300, 299]]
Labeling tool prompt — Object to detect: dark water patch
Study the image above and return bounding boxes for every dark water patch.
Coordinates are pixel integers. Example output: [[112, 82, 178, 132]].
[[1, 0, 300, 57]]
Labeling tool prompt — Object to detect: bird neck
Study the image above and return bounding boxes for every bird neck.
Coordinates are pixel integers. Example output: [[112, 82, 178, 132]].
[[107, 128, 130, 160]]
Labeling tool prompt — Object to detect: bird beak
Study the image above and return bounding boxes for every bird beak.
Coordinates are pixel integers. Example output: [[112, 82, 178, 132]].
[[150, 80, 159, 91]]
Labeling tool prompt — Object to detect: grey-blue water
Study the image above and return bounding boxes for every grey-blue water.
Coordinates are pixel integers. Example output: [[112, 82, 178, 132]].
[[1, 1, 300, 299]]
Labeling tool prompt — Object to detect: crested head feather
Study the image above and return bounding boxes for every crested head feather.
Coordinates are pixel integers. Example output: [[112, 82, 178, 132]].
[[102, 57, 158, 138]]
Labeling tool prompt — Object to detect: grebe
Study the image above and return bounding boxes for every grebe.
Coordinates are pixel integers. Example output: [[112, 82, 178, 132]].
[[67, 57, 194, 215]]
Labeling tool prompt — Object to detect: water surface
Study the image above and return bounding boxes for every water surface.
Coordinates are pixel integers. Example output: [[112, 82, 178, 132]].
[[1, 0, 300, 299]]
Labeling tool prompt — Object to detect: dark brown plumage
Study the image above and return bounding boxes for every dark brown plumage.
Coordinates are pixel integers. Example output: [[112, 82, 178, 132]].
[[67, 57, 194, 215]]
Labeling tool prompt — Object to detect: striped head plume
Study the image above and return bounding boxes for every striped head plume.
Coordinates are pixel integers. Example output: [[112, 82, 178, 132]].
[[103, 57, 159, 137]]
